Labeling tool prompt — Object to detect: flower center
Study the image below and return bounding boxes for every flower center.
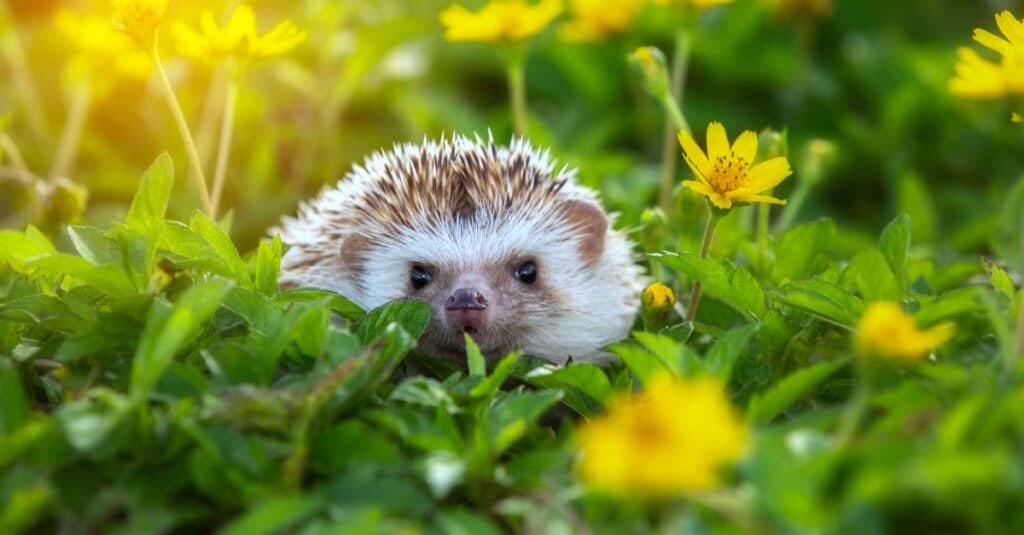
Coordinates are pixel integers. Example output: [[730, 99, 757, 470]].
[[708, 153, 749, 193]]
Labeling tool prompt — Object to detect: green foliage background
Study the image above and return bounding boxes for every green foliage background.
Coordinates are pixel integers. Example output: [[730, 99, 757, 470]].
[[2, 0, 1024, 533]]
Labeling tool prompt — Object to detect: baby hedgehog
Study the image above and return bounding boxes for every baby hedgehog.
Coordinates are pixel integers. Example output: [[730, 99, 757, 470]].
[[278, 135, 643, 364]]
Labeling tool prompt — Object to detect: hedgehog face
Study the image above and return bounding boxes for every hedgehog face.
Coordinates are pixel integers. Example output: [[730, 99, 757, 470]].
[[277, 136, 646, 364]]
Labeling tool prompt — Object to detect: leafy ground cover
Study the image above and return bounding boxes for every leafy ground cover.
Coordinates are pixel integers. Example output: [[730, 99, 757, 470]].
[[3, 1, 1024, 533]]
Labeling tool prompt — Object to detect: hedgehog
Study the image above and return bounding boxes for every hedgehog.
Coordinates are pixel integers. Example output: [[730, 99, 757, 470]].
[[277, 135, 644, 364]]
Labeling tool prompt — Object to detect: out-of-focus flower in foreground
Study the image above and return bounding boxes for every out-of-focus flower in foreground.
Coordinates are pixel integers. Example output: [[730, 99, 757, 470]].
[[559, 0, 645, 42], [856, 301, 955, 362], [57, 9, 151, 85], [111, 0, 168, 49], [440, 0, 562, 43], [679, 122, 793, 210], [950, 11, 1024, 99], [577, 374, 747, 495], [173, 4, 306, 65], [650, 0, 732, 10]]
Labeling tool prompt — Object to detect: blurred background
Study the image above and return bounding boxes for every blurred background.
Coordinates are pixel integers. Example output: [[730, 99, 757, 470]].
[[1, 0, 1022, 253]]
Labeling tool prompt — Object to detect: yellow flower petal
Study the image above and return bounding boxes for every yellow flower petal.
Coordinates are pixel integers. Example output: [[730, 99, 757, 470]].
[[729, 193, 786, 205], [682, 179, 713, 196], [706, 121, 730, 162], [730, 130, 758, 165], [973, 28, 1014, 56], [677, 129, 711, 180], [995, 10, 1024, 47], [744, 157, 793, 192]]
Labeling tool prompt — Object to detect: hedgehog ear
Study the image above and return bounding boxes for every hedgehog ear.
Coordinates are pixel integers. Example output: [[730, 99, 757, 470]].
[[561, 200, 607, 269], [338, 233, 371, 276]]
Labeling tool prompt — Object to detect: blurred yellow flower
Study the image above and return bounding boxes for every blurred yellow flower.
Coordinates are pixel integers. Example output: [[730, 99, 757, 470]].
[[577, 374, 747, 495], [57, 9, 151, 85], [679, 122, 793, 210], [642, 282, 675, 309], [111, 0, 168, 48], [440, 0, 562, 43], [559, 0, 645, 42], [950, 11, 1024, 99], [650, 0, 732, 10], [173, 4, 307, 64], [856, 302, 955, 362]]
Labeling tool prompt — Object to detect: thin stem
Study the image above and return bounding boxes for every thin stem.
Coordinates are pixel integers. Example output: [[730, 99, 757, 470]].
[[507, 52, 528, 138], [775, 179, 811, 232], [210, 78, 239, 217], [835, 359, 870, 447], [1012, 226, 1024, 372], [49, 82, 91, 180], [152, 34, 213, 216], [658, 29, 692, 218], [0, 15, 49, 145], [685, 207, 720, 321], [192, 68, 229, 195], [756, 199, 770, 279], [0, 131, 42, 222]]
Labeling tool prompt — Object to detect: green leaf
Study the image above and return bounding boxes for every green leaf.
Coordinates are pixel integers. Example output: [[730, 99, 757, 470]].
[[746, 358, 849, 424], [525, 362, 612, 415], [189, 212, 251, 286], [880, 213, 911, 296], [853, 249, 899, 302], [772, 279, 863, 327], [355, 299, 430, 344], [218, 496, 322, 535], [0, 358, 29, 435], [705, 323, 759, 381], [465, 333, 486, 377], [436, 509, 504, 535], [610, 342, 669, 382], [25, 254, 136, 297], [253, 235, 283, 295], [654, 252, 765, 318], [131, 278, 233, 401], [0, 226, 56, 268], [984, 259, 1016, 304], [67, 226, 121, 266], [278, 288, 364, 322], [125, 153, 173, 234], [915, 287, 984, 327], [489, 389, 562, 454], [470, 351, 520, 398], [772, 219, 835, 283]]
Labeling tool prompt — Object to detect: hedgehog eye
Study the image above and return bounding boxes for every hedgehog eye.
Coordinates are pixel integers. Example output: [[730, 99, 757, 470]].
[[410, 265, 433, 290], [514, 261, 537, 284]]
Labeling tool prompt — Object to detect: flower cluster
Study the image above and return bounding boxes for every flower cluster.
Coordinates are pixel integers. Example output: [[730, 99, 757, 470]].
[[173, 5, 307, 65]]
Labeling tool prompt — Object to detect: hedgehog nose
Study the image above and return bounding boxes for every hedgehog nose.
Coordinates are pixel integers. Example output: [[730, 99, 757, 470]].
[[446, 288, 488, 310]]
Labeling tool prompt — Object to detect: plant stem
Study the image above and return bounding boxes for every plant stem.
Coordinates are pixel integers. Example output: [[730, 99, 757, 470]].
[[0, 14, 49, 145], [1012, 228, 1024, 372], [756, 199, 770, 279], [49, 82, 91, 180], [507, 51, 528, 138], [192, 68, 229, 197], [685, 207, 720, 321], [152, 34, 213, 216], [835, 359, 870, 447], [0, 131, 41, 220], [657, 29, 692, 219], [210, 78, 239, 217]]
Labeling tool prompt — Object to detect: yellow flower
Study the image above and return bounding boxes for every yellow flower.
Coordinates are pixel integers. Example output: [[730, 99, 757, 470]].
[[642, 282, 675, 309], [111, 0, 168, 48], [950, 11, 1024, 99], [650, 0, 732, 10], [576, 374, 747, 495], [856, 301, 955, 362], [57, 9, 151, 86], [440, 0, 563, 43], [679, 122, 793, 210], [173, 4, 306, 64], [559, 0, 645, 42]]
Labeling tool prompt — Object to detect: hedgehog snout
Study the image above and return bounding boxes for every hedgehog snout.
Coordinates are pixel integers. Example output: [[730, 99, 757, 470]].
[[445, 287, 489, 335]]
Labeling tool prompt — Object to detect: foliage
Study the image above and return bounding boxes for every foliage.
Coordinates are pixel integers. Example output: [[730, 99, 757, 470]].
[[2, 1, 1024, 534]]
